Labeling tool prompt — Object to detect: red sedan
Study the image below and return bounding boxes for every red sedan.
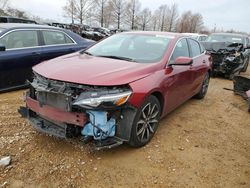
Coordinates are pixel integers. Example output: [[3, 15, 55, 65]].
[[20, 31, 212, 149]]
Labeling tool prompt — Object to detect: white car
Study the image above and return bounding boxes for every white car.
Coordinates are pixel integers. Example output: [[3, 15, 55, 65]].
[[183, 33, 208, 41]]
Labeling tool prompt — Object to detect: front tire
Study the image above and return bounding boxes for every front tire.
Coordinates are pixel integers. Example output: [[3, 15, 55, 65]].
[[195, 72, 210, 99], [129, 96, 161, 147]]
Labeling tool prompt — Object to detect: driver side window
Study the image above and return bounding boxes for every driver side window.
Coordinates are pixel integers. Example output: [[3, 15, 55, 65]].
[[170, 39, 190, 63]]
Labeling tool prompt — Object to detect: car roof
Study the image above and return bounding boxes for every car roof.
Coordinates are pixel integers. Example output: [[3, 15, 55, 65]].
[[211, 32, 247, 37], [183, 33, 207, 36], [120, 31, 185, 39], [0, 23, 64, 31]]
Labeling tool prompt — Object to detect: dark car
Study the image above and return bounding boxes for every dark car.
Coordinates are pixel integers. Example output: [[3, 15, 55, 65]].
[[92, 27, 110, 36], [201, 33, 250, 78], [0, 23, 94, 92], [0, 16, 37, 24], [20, 32, 212, 149]]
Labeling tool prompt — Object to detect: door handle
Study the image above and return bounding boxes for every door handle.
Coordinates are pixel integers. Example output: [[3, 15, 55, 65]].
[[202, 60, 206, 64]]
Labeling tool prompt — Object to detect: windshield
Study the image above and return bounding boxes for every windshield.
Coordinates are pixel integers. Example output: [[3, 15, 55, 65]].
[[206, 34, 243, 43], [86, 33, 171, 63]]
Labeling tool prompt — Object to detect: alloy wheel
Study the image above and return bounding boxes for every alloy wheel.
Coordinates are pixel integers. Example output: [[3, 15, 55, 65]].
[[136, 102, 160, 143]]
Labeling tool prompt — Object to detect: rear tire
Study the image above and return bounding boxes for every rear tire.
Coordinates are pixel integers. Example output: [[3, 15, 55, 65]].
[[195, 72, 210, 99], [129, 96, 161, 147]]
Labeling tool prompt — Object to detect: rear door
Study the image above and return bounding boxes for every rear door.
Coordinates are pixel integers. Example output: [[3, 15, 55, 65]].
[[188, 38, 208, 95], [39, 30, 80, 62], [0, 29, 41, 91]]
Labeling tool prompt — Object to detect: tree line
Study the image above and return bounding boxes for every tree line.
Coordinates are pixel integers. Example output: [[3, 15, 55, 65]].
[[63, 0, 205, 33], [2, 0, 247, 35], [0, 0, 30, 19]]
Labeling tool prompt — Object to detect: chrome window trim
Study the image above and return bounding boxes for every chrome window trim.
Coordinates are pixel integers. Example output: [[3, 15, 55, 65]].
[[0, 28, 77, 51]]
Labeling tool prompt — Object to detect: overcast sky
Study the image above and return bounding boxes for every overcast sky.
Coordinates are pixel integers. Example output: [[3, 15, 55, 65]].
[[10, 0, 250, 32]]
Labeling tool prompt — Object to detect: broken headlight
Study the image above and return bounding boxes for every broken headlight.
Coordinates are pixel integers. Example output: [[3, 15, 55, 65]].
[[73, 89, 132, 109]]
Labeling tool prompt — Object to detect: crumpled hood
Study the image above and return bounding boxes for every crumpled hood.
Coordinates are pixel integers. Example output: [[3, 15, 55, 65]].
[[33, 52, 158, 86]]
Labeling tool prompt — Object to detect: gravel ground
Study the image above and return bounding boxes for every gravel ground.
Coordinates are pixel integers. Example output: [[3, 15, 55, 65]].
[[0, 68, 250, 188]]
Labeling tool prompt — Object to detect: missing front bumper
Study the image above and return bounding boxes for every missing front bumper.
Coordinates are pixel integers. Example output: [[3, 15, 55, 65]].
[[19, 96, 137, 149], [26, 97, 87, 126]]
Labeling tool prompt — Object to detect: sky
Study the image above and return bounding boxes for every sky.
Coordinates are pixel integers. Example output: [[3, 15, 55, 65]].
[[9, 0, 250, 33]]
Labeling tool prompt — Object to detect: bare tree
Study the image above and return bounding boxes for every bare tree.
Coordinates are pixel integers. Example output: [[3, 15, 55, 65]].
[[138, 8, 151, 31], [6, 7, 29, 19], [102, 1, 114, 28], [190, 13, 204, 32], [0, 0, 9, 10], [158, 4, 169, 31], [63, 0, 77, 24], [150, 10, 161, 31], [74, 0, 92, 24], [0, 0, 9, 16], [125, 0, 141, 30], [176, 11, 191, 32], [167, 3, 178, 32], [176, 11, 204, 33], [94, 0, 108, 27], [110, 0, 126, 29]]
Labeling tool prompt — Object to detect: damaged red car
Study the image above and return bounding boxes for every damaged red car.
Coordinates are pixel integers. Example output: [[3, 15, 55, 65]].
[[20, 32, 212, 149]]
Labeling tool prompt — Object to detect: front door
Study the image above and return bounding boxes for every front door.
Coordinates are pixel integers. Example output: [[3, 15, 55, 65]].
[[163, 38, 194, 114], [0, 30, 41, 91]]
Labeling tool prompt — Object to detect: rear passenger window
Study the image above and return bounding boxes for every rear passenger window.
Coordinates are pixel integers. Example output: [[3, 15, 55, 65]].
[[42, 30, 74, 45], [189, 39, 201, 57], [170, 39, 189, 62], [0, 30, 38, 49]]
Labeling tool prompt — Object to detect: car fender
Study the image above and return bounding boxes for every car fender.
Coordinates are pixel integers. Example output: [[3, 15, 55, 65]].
[[128, 70, 165, 110]]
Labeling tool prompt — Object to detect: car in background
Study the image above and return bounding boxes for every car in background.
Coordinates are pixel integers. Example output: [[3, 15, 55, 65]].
[[20, 32, 212, 149], [0, 23, 94, 92], [202, 33, 250, 78], [110, 29, 128, 35], [92, 27, 110, 36], [205, 33, 249, 48], [0, 16, 37, 24], [183, 33, 208, 41]]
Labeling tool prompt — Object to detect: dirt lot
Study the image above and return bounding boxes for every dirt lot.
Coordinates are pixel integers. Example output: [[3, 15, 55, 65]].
[[0, 69, 250, 188]]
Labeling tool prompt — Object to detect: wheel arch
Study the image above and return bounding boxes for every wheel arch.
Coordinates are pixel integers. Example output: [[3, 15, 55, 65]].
[[150, 91, 164, 116]]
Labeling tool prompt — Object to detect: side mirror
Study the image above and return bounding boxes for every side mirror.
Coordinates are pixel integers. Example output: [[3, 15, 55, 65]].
[[0, 44, 6, 51], [171, 56, 193, 66]]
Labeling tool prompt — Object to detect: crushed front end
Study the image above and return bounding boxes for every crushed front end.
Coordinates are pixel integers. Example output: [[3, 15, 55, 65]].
[[19, 73, 137, 150], [202, 42, 248, 79]]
